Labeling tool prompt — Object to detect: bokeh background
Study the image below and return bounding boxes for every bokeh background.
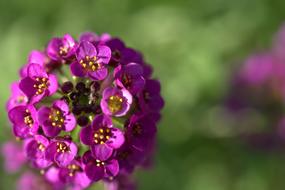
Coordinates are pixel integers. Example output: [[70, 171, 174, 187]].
[[2, 0, 285, 189]]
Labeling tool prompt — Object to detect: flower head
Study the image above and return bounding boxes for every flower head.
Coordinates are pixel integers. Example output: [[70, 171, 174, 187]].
[[4, 31, 163, 189]]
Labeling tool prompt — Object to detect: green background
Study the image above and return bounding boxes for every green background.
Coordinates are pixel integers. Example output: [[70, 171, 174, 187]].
[[1, 0, 285, 189]]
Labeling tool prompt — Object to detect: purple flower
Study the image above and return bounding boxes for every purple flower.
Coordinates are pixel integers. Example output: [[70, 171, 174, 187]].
[[8, 105, 39, 138], [25, 135, 51, 169], [138, 79, 164, 113], [106, 38, 143, 66], [80, 114, 124, 161], [1, 141, 26, 173], [38, 100, 76, 137], [20, 50, 61, 77], [70, 41, 111, 80], [126, 115, 157, 151], [82, 150, 119, 182], [114, 63, 145, 94], [47, 34, 77, 61], [79, 32, 111, 45], [115, 142, 145, 173], [19, 64, 58, 103], [6, 82, 28, 111], [101, 87, 133, 117], [45, 139, 78, 167], [17, 171, 54, 190], [58, 160, 91, 189]]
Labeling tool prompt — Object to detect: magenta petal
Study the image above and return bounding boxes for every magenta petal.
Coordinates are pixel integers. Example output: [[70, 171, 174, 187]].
[[70, 61, 86, 77], [38, 107, 51, 125], [45, 167, 60, 184], [64, 113, 76, 132], [53, 100, 69, 113], [55, 152, 74, 167], [88, 67, 108, 81], [76, 41, 97, 61], [28, 63, 48, 78], [80, 126, 93, 145], [85, 163, 104, 182], [28, 50, 45, 65], [106, 128, 125, 149], [97, 45, 111, 64], [47, 74, 58, 95], [19, 77, 37, 98], [74, 172, 91, 188], [47, 38, 62, 60], [91, 144, 113, 161], [45, 142, 57, 161], [105, 159, 119, 177], [42, 125, 61, 137]]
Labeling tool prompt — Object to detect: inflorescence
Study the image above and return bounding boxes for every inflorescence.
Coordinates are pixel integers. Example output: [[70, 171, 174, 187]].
[[5, 32, 164, 190]]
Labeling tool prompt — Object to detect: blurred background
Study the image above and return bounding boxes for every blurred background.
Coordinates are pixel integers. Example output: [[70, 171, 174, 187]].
[[2, 0, 285, 189]]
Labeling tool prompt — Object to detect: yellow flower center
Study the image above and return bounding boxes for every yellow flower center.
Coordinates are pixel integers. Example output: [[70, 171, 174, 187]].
[[80, 56, 101, 71], [108, 95, 123, 113], [93, 128, 111, 145], [95, 159, 105, 167], [38, 143, 45, 152], [67, 164, 81, 177], [24, 109, 33, 127], [59, 46, 69, 56], [33, 77, 49, 95], [56, 142, 69, 153], [49, 108, 64, 128]]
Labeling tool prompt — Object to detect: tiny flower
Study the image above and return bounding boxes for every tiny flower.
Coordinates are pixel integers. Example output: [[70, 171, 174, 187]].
[[106, 39, 143, 65], [80, 114, 124, 161], [79, 32, 111, 45], [19, 64, 58, 103], [83, 151, 119, 182], [45, 139, 77, 167], [114, 63, 145, 94], [138, 79, 164, 113], [115, 141, 145, 173], [6, 82, 28, 111], [8, 105, 39, 138], [126, 115, 157, 151], [1, 141, 26, 173], [101, 87, 132, 117], [38, 100, 76, 137], [70, 41, 111, 80], [20, 50, 46, 77], [17, 171, 54, 190], [47, 34, 77, 61], [21, 50, 62, 77], [58, 160, 91, 189], [25, 135, 51, 169]]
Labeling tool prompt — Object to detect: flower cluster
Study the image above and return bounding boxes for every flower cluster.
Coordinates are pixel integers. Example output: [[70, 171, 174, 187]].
[[225, 25, 285, 149], [5, 32, 164, 189]]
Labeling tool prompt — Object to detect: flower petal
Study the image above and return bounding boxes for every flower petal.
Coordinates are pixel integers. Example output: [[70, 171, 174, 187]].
[[80, 126, 93, 145], [70, 61, 86, 77], [91, 143, 113, 161], [85, 162, 104, 182]]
